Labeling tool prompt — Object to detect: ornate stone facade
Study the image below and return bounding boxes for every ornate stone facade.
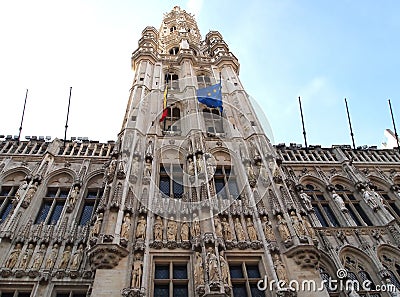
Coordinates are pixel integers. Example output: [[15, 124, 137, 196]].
[[0, 6, 400, 297]]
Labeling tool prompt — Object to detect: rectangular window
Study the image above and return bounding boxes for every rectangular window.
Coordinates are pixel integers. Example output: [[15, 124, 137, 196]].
[[159, 164, 184, 198], [35, 187, 70, 225], [153, 260, 189, 297], [230, 260, 265, 297], [79, 188, 102, 226]]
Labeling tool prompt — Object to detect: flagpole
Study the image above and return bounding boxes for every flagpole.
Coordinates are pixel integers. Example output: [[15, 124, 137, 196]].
[[298, 96, 308, 150], [17, 89, 28, 144], [388, 99, 400, 153], [63, 87, 72, 148], [344, 98, 356, 150]]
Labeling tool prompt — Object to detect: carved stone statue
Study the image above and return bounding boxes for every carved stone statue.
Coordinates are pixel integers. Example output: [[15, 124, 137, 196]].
[[246, 217, 258, 241], [5, 243, 22, 269], [106, 159, 117, 180], [205, 154, 215, 176], [59, 246, 72, 269], [90, 212, 103, 238], [131, 253, 143, 288], [302, 216, 316, 240], [332, 191, 347, 211], [290, 211, 306, 237], [69, 186, 79, 208], [131, 156, 140, 176], [180, 220, 190, 241], [187, 157, 195, 176], [18, 243, 34, 269], [194, 252, 204, 286], [70, 244, 84, 270], [120, 213, 131, 240], [191, 216, 201, 238], [135, 215, 146, 240], [262, 216, 276, 242], [14, 180, 28, 203], [221, 217, 233, 241], [219, 251, 231, 286], [258, 161, 268, 182], [277, 214, 291, 242], [299, 190, 313, 211], [234, 217, 246, 241], [31, 244, 46, 270], [206, 247, 219, 283], [362, 188, 379, 210], [273, 254, 288, 285], [24, 182, 38, 204], [144, 159, 152, 177], [45, 243, 59, 269], [196, 155, 203, 174], [214, 216, 223, 238], [167, 218, 178, 241], [245, 162, 256, 184], [154, 216, 163, 241]]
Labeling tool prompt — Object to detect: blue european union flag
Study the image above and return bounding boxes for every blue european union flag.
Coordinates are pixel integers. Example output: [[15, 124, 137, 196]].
[[196, 83, 223, 112]]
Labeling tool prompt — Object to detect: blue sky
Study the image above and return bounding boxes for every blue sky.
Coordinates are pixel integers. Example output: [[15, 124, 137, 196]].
[[0, 0, 399, 147]]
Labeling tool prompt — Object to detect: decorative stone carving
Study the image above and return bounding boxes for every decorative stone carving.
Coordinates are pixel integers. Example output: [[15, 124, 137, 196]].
[[135, 215, 146, 240], [245, 161, 257, 187], [299, 190, 313, 212], [191, 215, 201, 238], [18, 243, 34, 269], [31, 243, 46, 270], [106, 159, 117, 182], [45, 243, 59, 269], [273, 254, 288, 285], [261, 216, 276, 242], [88, 244, 129, 269], [131, 253, 143, 289], [22, 181, 38, 207], [277, 214, 291, 242], [68, 185, 80, 210], [153, 216, 163, 241], [332, 191, 347, 211], [301, 216, 316, 241], [196, 154, 203, 174], [214, 216, 223, 238], [361, 188, 379, 210], [290, 211, 306, 238], [144, 159, 152, 177], [219, 251, 231, 287], [246, 217, 258, 241], [187, 157, 195, 176], [221, 217, 233, 241], [234, 217, 246, 241], [5, 243, 22, 269], [70, 244, 84, 270], [206, 247, 219, 283], [13, 180, 28, 205], [59, 246, 72, 269], [90, 213, 103, 238], [120, 213, 132, 240], [167, 218, 178, 241], [180, 219, 190, 241]]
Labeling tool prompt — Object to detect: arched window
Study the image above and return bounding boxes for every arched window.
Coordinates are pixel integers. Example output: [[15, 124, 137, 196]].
[[211, 165, 239, 200], [159, 163, 184, 199], [203, 108, 223, 135], [170, 26, 176, 33], [162, 107, 181, 133], [79, 175, 104, 226], [334, 184, 373, 226], [169, 47, 179, 55], [0, 172, 26, 222], [318, 266, 334, 292], [304, 183, 340, 227], [197, 75, 211, 88], [374, 184, 400, 219], [380, 251, 400, 290]]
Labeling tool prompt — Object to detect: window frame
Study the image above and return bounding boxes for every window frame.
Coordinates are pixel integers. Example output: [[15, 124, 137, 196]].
[[35, 186, 70, 225], [159, 163, 184, 199]]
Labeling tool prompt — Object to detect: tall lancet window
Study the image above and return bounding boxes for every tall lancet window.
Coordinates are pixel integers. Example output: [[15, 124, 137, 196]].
[[163, 107, 181, 133], [159, 163, 184, 199], [203, 108, 223, 134]]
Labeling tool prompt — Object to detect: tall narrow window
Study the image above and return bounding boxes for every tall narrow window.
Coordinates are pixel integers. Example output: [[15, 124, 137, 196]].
[[212, 166, 239, 200], [304, 184, 340, 227], [197, 75, 211, 88], [159, 164, 184, 199], [230, 260, 265, 297], [79, 188, 103, 225], [153, 260, 189, 297], [203, 108, 223, 135], [0, 186, 14, 222], [165, 73, 179, 90], [163, 107, 181, 133], [375, 186, 400, 219], [36, 187, 69, 225]]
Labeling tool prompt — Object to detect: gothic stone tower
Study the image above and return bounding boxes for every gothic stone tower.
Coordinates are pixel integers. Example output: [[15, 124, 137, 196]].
[[1, 5, 400, 297]]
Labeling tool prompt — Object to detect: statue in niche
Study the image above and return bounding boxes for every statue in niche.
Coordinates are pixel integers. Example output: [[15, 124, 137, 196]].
[[219, 251, 231, 286], [290, 211, 306, 237], [245, 162, 256, 184], [206, 247, 219, 283], [214, 216, 223, 238], [261, 216, 275, 242], [18, 243, 34, 269], [90, 213, 103, 238], [301, 216, 316, 240], [135, 215, 146, 240], [70, 244, 84, 270], [299, 190, 313, 212], [191, 215, 201, 238], [59, 246, 72, 269], [361, 188, 379, 210], [131, 155, 140, 176], [194, 252, 204, 286], [187, 157, 195, 176], [153, 216, 163, 241], [167, 218, 178, 241], [332, 191, 347, 211], [144, 158, 152, 177], [145, 139, 154, 159], [273, 254, 288, 285], [131, 253, 143, 288], [234, 217, 246, 241], [120, 213, 131, 240], [246, 217, 258, 241], [45, 243, 59, 269], [14, 180, 28, 203], [69, 185, 80, 208], [180, 219, 190, 241], [258, 161, 268, 182], [276, 214, 291, 242], [5, 243, 22, 269], [221, 217, 233, 241], [371, 189, 385, 207], [106, 158, 117, 180], [205, 154, 215, 177], [24, 182, 38, 204], [196, 155, 203, 174], [31, 243, 46, 270]]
